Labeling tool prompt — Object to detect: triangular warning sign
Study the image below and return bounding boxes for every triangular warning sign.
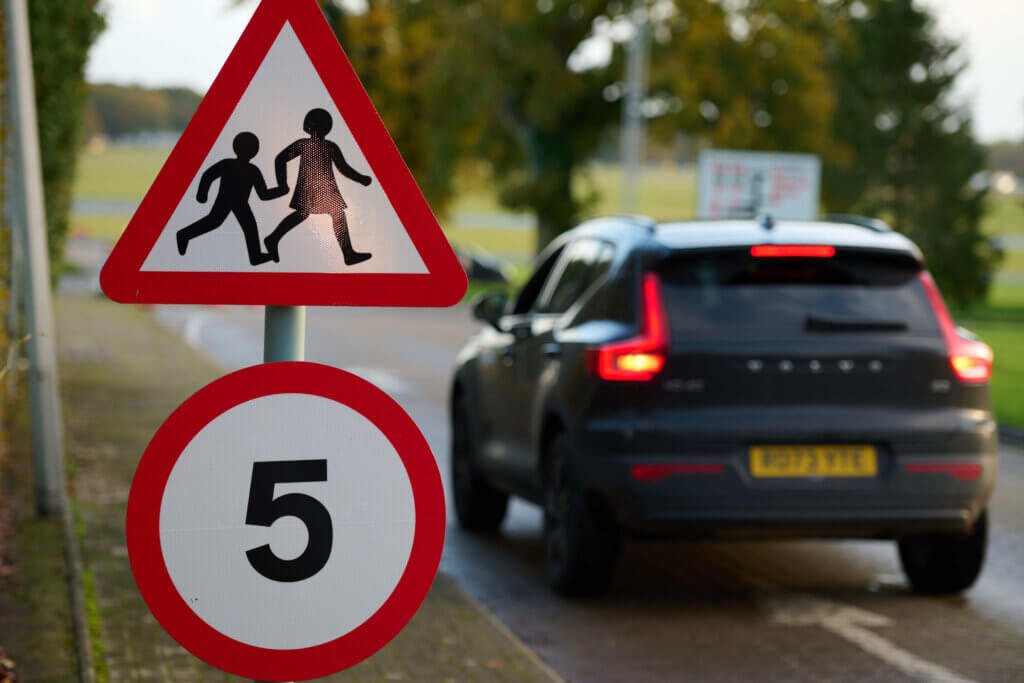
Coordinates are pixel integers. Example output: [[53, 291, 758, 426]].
[[100, 0, 466, 307]]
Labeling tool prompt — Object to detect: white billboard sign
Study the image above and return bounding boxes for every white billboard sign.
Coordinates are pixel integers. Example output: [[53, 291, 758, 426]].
[[697, 149, 822, 221]]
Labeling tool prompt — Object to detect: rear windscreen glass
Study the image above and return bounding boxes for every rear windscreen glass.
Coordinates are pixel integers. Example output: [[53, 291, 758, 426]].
[[656, 250, 940, 339]]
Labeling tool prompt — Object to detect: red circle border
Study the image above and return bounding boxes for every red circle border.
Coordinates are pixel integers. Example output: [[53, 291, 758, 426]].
[[126, 362, 446, 681]]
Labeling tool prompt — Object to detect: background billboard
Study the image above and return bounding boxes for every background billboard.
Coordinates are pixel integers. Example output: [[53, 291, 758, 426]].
[[697, 149, 822, 221]]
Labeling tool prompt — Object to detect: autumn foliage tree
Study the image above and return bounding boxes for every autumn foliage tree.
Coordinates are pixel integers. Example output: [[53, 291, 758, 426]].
[[308, 0, 995, 302], [653, 0, 840, 162], [323, 1, 844, 248]]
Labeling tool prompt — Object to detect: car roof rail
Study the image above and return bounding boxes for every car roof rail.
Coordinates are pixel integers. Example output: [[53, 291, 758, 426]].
[[823, 214, 892, 233], [614, 214, 658, 233]]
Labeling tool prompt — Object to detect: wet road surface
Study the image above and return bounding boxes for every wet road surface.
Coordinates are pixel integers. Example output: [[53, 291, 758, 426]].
[[149, 302, 1024, 682]]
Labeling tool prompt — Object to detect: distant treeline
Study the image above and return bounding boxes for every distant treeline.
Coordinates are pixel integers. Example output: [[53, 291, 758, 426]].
[[83, 83, 202, 139], [988, 140, 1024, 177]]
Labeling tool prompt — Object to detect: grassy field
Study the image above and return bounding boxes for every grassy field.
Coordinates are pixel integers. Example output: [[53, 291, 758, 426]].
[[451, 162, 697, 220], [73, 144, 1024, 425], [999, 248, 1024, 273], [70, 148, 698, 250], [983, 194, 1024, 235], [956, 283, 1024, 429], [71, 214, 131, 240], [73, 144, 169, 201]]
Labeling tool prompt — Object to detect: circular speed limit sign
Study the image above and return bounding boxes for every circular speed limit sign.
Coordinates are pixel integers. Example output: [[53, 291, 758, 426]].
[[126, 362, 445, 681]]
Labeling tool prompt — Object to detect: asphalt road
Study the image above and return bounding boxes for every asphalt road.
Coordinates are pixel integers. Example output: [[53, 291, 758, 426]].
[[148, 301, 1024, 683]]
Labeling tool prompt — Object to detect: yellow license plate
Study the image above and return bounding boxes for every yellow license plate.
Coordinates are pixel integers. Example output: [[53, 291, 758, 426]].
[[749, 445, 877, 478]]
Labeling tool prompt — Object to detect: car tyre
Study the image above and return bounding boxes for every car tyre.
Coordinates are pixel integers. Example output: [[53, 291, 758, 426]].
[[451, 394, 508, 532], [898, 510, 988, 595], [543, 432, 619, 597]]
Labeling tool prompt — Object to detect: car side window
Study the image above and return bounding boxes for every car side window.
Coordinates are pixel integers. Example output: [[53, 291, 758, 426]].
[[512, 246, 565, 315], [536, 240, 609, 315], [588, 244, 614, 288]]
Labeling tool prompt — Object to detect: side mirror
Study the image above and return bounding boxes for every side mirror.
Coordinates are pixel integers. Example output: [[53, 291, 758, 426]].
[[472, 292, 508, 330]]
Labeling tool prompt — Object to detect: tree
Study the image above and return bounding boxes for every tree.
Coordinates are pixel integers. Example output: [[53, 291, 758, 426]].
[[28, 0, 105, 272], [432, 1, 632, 248], [313, 0, 630, 248], [331, 2, 463, 217], [986, 139, 1024, 176], [85, 84, 203, 139], [822, 0, 997, 307], [652, 0, 842, 164], [330, 1, 843, 249]]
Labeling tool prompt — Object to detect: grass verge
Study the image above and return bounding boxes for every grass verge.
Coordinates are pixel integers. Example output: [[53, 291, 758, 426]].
[[956, 284, 1024, 428], [0, 398, 79, 681], [53, 292, 556, 681], [81, 567, 109, 683]]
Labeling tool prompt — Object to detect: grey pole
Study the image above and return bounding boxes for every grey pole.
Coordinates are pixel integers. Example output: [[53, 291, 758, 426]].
[[258, 305, 305, 683], [621, 0, 650, 214], [6, 0, 67, 516], [263, 305, 306, 363], [5, 130, 24, 399]]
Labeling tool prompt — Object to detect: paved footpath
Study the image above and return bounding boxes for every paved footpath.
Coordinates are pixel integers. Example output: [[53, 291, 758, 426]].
[[13, 291, 557, 682]]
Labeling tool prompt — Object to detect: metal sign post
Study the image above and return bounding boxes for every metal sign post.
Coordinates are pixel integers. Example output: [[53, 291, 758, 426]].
[[258, 304, 303, 683], [264, 305, 306, 363], [110, 2, 462, 679], [621, 0, 650, 214], [5, 0, 66, 517]]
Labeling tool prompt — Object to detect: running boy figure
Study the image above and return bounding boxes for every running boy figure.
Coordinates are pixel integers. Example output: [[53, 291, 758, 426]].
[[176, 132, 286, 265], [264, 108, 374, 266]]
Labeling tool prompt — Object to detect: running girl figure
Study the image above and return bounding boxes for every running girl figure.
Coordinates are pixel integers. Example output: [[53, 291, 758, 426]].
[[264, 108, 374, 266]]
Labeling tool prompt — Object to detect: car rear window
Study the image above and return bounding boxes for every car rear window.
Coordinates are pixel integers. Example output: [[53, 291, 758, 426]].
[[655, 249, 940, 340]]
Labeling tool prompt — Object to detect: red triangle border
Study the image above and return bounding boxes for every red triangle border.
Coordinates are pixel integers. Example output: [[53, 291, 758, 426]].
[[100, 0, 467, 307]]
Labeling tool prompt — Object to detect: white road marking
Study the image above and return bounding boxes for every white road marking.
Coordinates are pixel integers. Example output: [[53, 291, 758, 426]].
[[344, 366, 414, 396], [183, 312, 208, 348], [764, 593, 977, 683]]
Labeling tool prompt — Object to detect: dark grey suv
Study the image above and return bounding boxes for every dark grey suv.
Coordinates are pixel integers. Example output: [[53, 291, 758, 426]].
[[450, 216, 996, 596]]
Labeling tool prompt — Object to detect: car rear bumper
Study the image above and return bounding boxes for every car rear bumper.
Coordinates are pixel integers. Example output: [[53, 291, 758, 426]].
[[579, 451, 997, 540], [575, 406, 997, 539]]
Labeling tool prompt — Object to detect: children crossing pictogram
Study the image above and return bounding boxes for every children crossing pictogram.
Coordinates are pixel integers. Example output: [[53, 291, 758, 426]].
[[100, 0, 466, 306]]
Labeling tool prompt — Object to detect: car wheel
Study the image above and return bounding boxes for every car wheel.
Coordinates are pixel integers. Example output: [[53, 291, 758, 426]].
[[543, 432, 619, 597], [451, 394, 508, 532], [898, 510, 988, 595]]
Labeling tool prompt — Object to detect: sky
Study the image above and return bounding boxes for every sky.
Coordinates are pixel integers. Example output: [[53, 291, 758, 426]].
[[85, 0, 1023, 143]]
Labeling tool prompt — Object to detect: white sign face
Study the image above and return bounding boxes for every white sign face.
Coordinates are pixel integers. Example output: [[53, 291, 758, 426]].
[[697, 149, 822, 221], [100, 0, 467, 307], [141, 22, 428, 275], [159, 392, 415, 650], [127, 363, 445, 681]]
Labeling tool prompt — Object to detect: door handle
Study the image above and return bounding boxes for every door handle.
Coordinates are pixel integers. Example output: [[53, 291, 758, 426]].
[[542, 343, 562, 360], [501, 347, 516, 367], [512, 325, 532, 341]]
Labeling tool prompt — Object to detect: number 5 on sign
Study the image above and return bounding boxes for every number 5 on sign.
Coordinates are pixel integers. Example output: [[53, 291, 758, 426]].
[[245, 459, 333, 583], [126, 363, 445, 682]]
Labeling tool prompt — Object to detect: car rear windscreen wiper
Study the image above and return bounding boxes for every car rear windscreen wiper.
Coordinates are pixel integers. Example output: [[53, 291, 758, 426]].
[[805, 315, 908, 332]]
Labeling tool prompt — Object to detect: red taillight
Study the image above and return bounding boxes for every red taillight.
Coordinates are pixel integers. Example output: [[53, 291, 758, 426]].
[[630, 463, 726, 482], [904, 462, 982, 481], [918, 272, 993, 383], [750, 245, 836, 258], [587, 273, 669, 381]]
